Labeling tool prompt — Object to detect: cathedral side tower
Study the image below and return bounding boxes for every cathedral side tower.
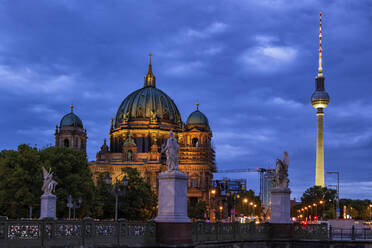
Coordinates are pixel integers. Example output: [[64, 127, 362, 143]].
[[311, 12, 330, 187], [55, 105, 87, 152]]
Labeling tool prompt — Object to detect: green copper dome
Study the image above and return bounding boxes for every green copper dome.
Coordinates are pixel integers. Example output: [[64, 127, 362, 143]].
[[115, 87, 182, 128], [60, 106, 83, 128], [187, 109, 209, 126], [115, 59, 182, 128]]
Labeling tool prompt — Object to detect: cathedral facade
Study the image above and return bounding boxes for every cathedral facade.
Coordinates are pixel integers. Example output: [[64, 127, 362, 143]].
[[87, 57, 216, 205]]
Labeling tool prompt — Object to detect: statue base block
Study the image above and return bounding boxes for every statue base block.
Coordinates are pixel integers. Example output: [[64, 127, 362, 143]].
[[155, 170, 190, 223], [40, 194, 57, 220], [270, 187, 291, 224]]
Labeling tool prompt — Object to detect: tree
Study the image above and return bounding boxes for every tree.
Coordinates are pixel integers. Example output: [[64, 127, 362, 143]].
[[298, 186, 337, 220], [235, 190, 262, 218], [115, 167, 157, 220], [0, 145, 42, 218], [39, 146, 95, 218], [0, 145, 96, 219], [188, 200, 207, 220]]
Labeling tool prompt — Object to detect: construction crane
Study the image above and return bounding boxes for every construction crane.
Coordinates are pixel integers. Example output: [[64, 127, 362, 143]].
[[215, 168, 274, 204]]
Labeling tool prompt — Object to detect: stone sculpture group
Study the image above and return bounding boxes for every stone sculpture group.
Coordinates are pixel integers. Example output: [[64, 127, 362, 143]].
[[40, 167, 58, 219]]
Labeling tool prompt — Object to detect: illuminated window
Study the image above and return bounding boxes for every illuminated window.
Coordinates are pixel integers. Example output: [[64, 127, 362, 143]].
[[192, 138, 199, 147]]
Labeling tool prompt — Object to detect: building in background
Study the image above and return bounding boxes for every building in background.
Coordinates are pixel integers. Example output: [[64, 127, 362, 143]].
[[213, 178, 246, 196], [55, 105, 87, 153], [262, 171, 275, 210], [87, 55, 216, 205]]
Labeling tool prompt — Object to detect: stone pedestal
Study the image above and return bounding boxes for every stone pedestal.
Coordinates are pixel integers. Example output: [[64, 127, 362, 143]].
[[40, 194, 57, 219], [270, 187, 291, 224], [155, 170, 192, 246], [155, 170, 190, 223]]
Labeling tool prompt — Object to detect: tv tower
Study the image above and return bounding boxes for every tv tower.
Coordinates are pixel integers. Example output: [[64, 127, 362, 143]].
[[311, 12, 330, 187]]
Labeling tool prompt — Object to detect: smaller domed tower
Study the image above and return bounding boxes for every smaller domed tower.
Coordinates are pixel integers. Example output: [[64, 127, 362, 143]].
[[55, 105, 87, 152], [179, 103, 216, 206]]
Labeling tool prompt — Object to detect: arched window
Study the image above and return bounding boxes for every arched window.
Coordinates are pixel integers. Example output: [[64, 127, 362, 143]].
[[64, 139, 69, 147], [136, 106, 144, 118], [163, 109, 169, 119], [192, 138, 199, 147], [127, 150, 133, 161]]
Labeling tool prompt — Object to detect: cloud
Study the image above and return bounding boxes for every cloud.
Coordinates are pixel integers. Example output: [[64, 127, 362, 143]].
[[185, 22, 228, 39], [166, 61, 205, 76], [214, 130, 275, 143], [267, 97, 304, 109], [17, 128, 54, 137], [215, 143, 254, 160], [340, 181, 372, 199], [239, 35, 297, 72], [0, 65, 76, 94]]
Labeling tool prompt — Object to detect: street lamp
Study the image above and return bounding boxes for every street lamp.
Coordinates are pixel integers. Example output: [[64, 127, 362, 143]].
[[327, 171, 340, 218], [67, 195, 82, 219], [105, 173, 128, 221], [219, 205, 223, 220], [209, 189, 217, 222]]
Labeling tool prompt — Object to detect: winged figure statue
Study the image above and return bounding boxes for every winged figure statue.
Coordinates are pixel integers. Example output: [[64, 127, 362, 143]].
[[42, 167, 58, 195], [274, 152, 290, 188]]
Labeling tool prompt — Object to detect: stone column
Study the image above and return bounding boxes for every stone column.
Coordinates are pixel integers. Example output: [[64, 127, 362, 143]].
[[155, 170, 192, 245], [270, 187, 291, 223], [40, 194, 57, 219]]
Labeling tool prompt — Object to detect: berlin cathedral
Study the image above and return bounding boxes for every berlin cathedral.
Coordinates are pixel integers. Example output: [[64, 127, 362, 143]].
[[55, 56, 216, 205]]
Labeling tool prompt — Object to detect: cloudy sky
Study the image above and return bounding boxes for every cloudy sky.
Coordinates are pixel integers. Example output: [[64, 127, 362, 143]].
[[1, 0, 371, 200]]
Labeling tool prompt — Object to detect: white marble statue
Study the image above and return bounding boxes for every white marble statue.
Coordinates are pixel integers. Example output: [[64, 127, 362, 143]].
[[162, 130, 179, 171], [275, 152, 290, 188], [42, 167, 58, 195]]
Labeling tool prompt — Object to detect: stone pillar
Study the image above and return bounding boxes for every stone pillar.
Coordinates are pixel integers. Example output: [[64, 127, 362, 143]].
[[155, 170, 192, 245], [270, 187, 291, 224], [40, 194, 57, 219]]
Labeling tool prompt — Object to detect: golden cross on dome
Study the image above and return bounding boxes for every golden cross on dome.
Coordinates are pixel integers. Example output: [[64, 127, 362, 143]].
[[70, 104, 74, 112], [196, 101, 199, 110], [148, 53, 152, 64]]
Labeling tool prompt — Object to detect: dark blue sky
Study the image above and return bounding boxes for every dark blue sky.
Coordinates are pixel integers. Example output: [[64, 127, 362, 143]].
[[1, 1, 371, 200]]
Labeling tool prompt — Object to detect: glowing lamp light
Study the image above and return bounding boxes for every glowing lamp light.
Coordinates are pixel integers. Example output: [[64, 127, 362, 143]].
[[243, 198, 248, 203], [211, 189, 216, 195]]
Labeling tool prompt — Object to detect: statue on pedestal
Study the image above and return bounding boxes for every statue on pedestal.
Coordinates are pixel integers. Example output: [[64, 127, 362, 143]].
[[274, 152, 290, 188], [161, 131, 179, 171], [42, 167, 58, 195]]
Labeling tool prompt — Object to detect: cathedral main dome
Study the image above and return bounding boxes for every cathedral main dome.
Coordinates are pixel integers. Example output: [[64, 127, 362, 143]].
[[114, 59, 182, 128]]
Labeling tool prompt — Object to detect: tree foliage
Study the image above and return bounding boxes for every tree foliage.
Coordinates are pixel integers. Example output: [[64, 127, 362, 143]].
[[0, 145, 42, 218], [0, 145, 95, 219], [235, 190, 262, 217], [188, 200, 206, 220], [301, 186, 336, 208], [118, 167, 157, 220]]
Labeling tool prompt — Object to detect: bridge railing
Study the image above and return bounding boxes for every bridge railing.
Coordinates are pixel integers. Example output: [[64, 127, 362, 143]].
[[329, 225, 372, 240], [0, 217, 156, 248], [192, 221, 329, 243]]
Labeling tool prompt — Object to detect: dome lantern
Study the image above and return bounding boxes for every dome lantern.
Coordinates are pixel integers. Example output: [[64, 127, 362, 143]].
[[144, 53, 156, 88]]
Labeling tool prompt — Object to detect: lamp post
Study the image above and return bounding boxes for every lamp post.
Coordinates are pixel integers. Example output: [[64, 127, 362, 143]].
[[67, 195, 82, 220], [219, 205, 223, 220], [105, 173, 128, 221], [327, 171, 340, 218], [209, 189, 216, 222], [319, 200, 324, 220]]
